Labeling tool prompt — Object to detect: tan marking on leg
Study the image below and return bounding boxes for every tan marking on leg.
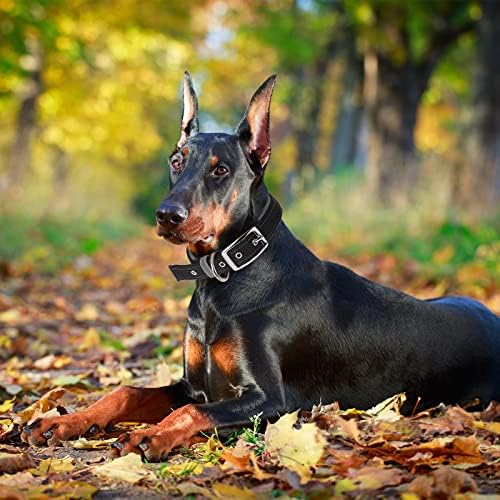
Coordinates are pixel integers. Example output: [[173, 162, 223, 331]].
[[112, 404, 213, 461], [211, 336, 241, 378]]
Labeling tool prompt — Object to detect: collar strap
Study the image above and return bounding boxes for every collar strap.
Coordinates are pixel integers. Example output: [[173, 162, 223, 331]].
[[169, 195, 282, 282]]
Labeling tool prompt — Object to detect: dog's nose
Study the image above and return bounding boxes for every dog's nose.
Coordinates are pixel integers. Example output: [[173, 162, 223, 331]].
[[156, 203, 188, 226]]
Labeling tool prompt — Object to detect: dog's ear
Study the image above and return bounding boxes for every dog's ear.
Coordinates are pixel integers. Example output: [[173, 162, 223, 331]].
[[235, 74, 276, 171], [177, 71, 199, 149]]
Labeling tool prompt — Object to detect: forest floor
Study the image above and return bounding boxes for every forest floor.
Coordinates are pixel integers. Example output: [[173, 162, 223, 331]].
[[0, 229, 499, 498]]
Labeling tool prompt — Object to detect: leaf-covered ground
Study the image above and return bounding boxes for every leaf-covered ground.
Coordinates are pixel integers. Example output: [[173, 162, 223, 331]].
[[0, 230, 499, 499]]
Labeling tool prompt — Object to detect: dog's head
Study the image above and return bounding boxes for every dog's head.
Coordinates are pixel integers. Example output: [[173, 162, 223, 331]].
[[156, 72, 276, 255]]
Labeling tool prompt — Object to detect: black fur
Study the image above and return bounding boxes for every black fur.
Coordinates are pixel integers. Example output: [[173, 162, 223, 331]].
[[155, 75, 500, 426]]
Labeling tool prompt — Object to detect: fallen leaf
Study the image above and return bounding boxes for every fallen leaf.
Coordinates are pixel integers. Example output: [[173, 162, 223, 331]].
[[0, 452, 35, 474], [176, 482, 213, 497], [348, 465, 405, 490], [473, 420, 500, 434], [212, 482, 256, 499], [408, 465, 477, 498], [265, 410, 327, 482], [94, 453, 155, 484], [327, 414, 361, 442], [0, 485, 23, 499], [151, 359, 171, 387], [33, 354, 72, 370], [0, 471, 37, 488], [71, 437, 117, 449], [366, 393, 406, 422], [0, 399, 14, 413], [31, 456, 74, 475], [14, 388, 68, 424], [52, 374, 83, 387], [75, 303, 99, 321]]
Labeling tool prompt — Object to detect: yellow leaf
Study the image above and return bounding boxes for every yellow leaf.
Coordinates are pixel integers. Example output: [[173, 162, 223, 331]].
[[473, 420, 500, 434], [75, 304, 99, 321], [14, 388, 67, 424], [212, 483, 256, 499], [80, 328, 101, 351], [432, 245, 455, 265], [0, 309, 20, 324], [72, 437, 117, 449], [31, 456, 74, 475], [94, 454, 155, 484], [264, 411, 327, 483], [0, 399, 15, 413]]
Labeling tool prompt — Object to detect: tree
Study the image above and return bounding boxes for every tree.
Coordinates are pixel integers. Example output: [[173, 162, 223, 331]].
[[347, 0, 477, 205], [464, 0, 500, 212]]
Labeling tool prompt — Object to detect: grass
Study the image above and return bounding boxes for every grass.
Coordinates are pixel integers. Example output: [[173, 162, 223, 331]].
[[0, 212, 142, 273], [285, 169, 500, 280]]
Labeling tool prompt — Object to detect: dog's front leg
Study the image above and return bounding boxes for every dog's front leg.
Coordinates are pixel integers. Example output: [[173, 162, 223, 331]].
[[22, 381, 191, 446], [111, 389, 284, 461]]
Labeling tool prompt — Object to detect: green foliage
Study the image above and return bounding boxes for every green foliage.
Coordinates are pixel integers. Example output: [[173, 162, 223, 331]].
[[0, 213, 141, 272], [286, 169, 500, 280], [225, 413, 265, 457]]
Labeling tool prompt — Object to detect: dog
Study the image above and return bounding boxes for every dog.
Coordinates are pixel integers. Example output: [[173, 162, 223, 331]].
[[22, 73, 500, 462]]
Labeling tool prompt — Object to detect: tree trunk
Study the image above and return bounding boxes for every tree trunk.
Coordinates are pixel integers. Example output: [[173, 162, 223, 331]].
[[6, 43, 43, 190], [330, 33, 363, 171], [365, 54, 422, 206], [463, 0, 500, 212]]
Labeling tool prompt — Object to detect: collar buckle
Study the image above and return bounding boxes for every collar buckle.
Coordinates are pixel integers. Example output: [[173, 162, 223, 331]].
[[221, 227, 269, 271]]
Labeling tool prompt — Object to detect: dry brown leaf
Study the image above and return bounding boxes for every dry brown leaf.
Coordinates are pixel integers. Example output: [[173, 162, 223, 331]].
[[0, 452, 35, 474], [0, 485, 24, 500], [348, 465, 405, 490], [408, 465, 477, 498]]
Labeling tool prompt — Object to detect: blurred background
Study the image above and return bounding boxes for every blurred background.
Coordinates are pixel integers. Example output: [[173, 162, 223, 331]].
[[0, 0, 498, 305]]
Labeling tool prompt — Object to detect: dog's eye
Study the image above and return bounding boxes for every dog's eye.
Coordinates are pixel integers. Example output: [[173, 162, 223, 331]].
[[170, 158, 182, 172], [213, 165, 229, 176]]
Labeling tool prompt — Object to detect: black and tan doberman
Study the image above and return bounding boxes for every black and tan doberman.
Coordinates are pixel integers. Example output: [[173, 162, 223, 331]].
[[22, 73, 500, 461]]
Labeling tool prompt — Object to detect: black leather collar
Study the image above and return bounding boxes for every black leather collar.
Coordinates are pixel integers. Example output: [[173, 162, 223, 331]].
[[169, 195, 282, 282]]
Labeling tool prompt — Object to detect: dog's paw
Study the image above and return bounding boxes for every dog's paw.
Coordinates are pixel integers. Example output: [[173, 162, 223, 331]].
[[21, 414, 100, 447], [110, 428, 176, 462]]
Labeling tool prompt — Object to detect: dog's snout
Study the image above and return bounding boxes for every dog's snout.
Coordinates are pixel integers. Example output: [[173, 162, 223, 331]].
[[156, 203, 188, 226]]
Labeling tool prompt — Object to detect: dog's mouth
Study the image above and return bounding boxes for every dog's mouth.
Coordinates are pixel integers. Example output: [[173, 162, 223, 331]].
[[156, 227, 214, 246]]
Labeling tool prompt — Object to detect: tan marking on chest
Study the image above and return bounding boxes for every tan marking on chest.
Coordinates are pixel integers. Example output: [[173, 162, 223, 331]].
[[211, 337, 241, 378], [186, 335, 204, 373]]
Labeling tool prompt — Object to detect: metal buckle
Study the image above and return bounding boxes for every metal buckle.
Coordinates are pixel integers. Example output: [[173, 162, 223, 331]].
[[209, 252, 230, 282], [221, 227, 269, 272]]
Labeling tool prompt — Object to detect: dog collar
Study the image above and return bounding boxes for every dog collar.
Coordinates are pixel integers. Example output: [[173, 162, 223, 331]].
[[169, 195, 282, 282]]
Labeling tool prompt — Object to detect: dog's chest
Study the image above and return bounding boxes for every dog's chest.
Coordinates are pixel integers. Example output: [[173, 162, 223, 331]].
[[183, 307, 244, 403]]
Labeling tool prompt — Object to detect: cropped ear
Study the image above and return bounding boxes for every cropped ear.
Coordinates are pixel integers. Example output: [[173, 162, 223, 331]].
[[235, 74, 276, 171], [177, 71, 199, 149]]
